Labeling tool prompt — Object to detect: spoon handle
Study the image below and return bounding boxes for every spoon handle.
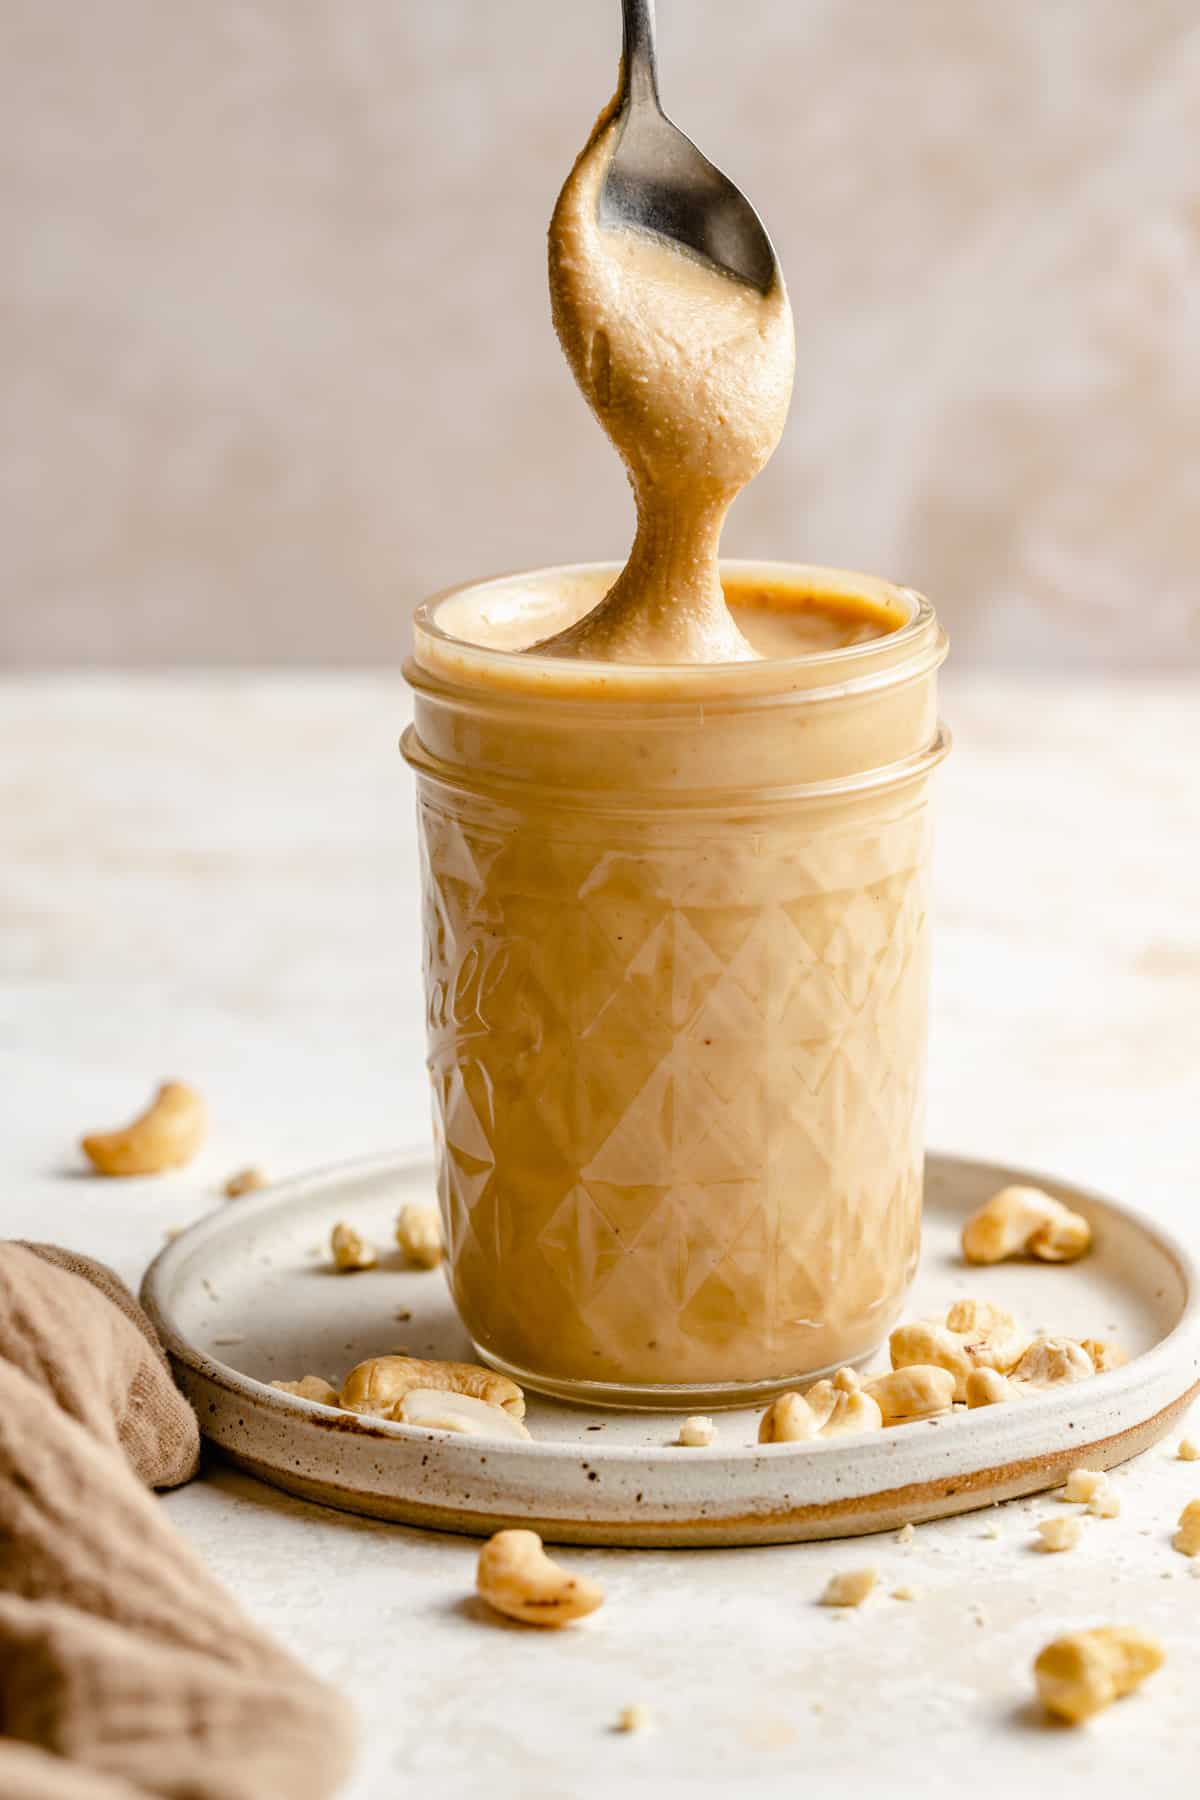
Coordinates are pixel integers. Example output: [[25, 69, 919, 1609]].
[[620, 0, 661, 106]]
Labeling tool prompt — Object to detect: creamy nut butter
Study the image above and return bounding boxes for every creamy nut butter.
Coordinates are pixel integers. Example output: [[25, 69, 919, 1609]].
[[401, 88, 948, 1405]]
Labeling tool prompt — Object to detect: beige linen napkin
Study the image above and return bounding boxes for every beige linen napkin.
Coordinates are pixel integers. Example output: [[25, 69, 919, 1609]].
[[0, 1243, 355, 1799]]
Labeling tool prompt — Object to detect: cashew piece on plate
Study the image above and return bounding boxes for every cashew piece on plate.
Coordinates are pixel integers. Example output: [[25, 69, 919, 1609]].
[[863, 1365, 956, 1425], [759, 1368, 882, 1443], [395, 1202, 444, 1269], [962, 1185, 1091, 1265], [1034, 1627, 1164, 1724], [81, 1081, 207, 1177], [942, 1298, 1030, 1373], [330, 1222, 377, 1272], [339, 1353, 524, 1419], [476, 1529, 603, 1627], [1009, 1336, 1095, 1389], [271, 1376, 340, 1406], [965, 1367, 1023, 1408], [396, 1388, 531, 1440]]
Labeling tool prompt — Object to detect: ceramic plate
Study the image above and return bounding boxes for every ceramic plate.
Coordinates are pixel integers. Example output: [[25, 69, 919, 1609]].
[[141, 1152, 1200, 1546]]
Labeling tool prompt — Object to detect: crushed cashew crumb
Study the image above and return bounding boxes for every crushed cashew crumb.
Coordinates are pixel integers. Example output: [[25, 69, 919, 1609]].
[[981, 1524, 1001, 1540], [1089, 1489, 1120, 1519], [891, 1584, 919, 1602], [896, 1522, 916, 1544], [1061, 1469, 1107, 1504], [677, 1415, 716, 1448], [819, 1568, 877, 1608], [615, 1704, 652, 1735], [1178, 1438, 1199, 1462], [1036, 1515, 1082, 1553]]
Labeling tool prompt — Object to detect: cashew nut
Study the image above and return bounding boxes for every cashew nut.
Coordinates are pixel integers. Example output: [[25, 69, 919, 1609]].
[[1009, 1336, 1095, 1389], [1034, 1626, 1164, 1724], [1090, 1488, 1120, 1519], [339, 1353, 524, 1419], [758, 1392, 823, 1443], [330, 1222, 377, 1272], [962, 1184, 1091, 1264], [863, 1365, 956, 1424], [396, 1387, 531, 1440], [81, 1081, 207, 1177], [965, 1367, 1022, 1408], [889, 1322, 975, 1400], [677, 1416, 716, 1447], [271, 1376, 340, 1406], [476, 1529, 603, 1627], [1036, 1514, 1082, 1553], [819, 1568, 877, 1608], [224, 1165, 268, 1198], [1174, 1499, 1200, 1557], [942, 1298, 1029, 1373], [395, 1202, 444, 1269], [818, 1387, 884, 1437], [758, 1370, 881, 1443]]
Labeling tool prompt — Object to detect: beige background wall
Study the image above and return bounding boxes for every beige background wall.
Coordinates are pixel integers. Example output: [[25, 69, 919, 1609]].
[[3, 1, 1199, 669]]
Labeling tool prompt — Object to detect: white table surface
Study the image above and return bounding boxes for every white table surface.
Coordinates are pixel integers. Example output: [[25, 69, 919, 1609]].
[[3, 672, 1198, 1799]]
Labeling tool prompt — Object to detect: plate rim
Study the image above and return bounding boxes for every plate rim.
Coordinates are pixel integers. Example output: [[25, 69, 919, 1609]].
[[141, 1145, 1200, 1474]]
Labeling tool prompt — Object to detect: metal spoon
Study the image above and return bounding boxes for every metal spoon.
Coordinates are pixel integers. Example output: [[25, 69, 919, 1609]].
[[599, 0, 779, 294]]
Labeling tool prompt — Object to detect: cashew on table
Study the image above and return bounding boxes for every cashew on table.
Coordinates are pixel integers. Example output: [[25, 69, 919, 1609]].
[[476, 1530, 604, 1627], [81, 1080, 207, 1177]]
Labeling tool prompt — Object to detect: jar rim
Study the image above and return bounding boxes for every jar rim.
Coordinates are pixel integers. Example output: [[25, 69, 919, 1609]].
[[410, 559, 941, 704]]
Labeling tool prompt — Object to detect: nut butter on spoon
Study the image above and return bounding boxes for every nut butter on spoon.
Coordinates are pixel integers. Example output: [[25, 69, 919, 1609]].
[[536, 0, 796, 666]]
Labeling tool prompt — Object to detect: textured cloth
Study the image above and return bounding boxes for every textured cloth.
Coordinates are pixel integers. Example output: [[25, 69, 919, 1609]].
[[0, 1243, 356, 1799]]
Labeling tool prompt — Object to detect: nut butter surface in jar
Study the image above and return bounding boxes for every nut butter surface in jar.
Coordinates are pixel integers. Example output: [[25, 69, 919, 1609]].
[[402, 561, 949, 1408]]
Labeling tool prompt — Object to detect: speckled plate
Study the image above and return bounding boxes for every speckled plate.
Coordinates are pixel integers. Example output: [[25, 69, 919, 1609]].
[[141, 1151, 1200, 1546]]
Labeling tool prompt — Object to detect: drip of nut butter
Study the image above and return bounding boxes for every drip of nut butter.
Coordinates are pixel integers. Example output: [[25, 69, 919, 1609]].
[[535, 102, 795, 665]]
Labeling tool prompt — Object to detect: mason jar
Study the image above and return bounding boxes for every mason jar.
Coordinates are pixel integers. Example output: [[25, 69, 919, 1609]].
[[402, 561, 949, 1408]]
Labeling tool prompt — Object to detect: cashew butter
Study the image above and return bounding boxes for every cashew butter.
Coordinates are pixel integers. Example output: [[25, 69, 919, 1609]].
[[402, 88, 949, 1404]]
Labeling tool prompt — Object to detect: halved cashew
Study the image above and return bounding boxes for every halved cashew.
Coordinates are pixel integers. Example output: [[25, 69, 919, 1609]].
[[962, 1185, 1091, 1265], [1034, 1626, 1164, 1724], [965, 1367, 1022, 1408], [1010, 1337, 1095, 1389], [758, 1392, 823, 1443], [81, 1081, 207, 1177], [271, 1375, 340, 1406], [889, 1323, 975, 1401], [819, 1388, 884, 1437], [339, 1353, 525, 1419], [396, 1388, 531, 1440], [476, 1529, 603, 1627], [942, 1298, 1029, 1373], [330, 1222, 377, 1272], [1174, 1499, 1200, 1557], [395, 1202, 444, 1269], [224, 1165, 267, 1198], [863, 1365, 956, 1425], [758, 1372, 880, 1443]]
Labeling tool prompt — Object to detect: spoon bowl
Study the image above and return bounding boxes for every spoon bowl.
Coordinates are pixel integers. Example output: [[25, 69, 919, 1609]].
[[600, 0, 779, 294]]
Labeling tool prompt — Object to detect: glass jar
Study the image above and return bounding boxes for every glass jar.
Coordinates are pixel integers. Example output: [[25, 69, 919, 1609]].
[[402, 561, 949, 1408]]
